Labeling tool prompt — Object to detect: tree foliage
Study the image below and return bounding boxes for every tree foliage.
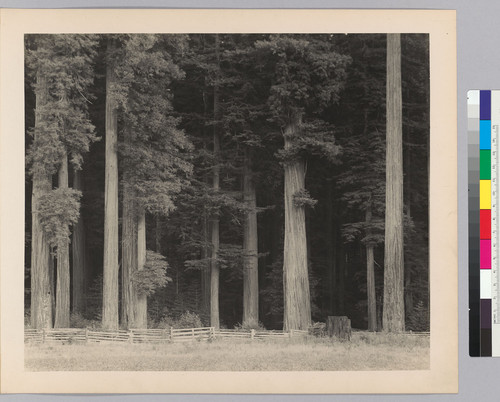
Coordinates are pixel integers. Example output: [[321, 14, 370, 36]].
[[25, 33, 430, 332]]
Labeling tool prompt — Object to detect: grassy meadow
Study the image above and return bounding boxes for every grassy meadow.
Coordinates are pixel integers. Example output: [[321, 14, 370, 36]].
[[25, 332, 429, 371]]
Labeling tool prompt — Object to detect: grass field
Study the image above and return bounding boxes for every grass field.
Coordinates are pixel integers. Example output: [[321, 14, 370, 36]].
[[25, 332, 429, 371]]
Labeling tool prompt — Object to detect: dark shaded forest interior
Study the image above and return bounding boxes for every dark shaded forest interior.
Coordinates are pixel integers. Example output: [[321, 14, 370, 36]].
[[25, 33, 429, 333]]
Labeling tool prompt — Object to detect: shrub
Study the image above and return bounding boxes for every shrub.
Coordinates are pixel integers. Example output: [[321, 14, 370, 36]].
[[406, 300, 429, 332], [156, 315, 175, 329], [132, 250, 172, 296], [309, 321, 327, 337], [24, 308, 31, 328], [172, 311, 203, 329], [70, 312, 101, 329], [234, 318, 266, 331]]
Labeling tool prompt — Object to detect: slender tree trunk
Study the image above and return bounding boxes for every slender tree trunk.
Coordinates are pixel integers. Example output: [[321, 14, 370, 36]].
[[200, 87, 211, 323], [102, 38, 119, 330], [283, 114, 311, 331], [201, 206, 211, 321], [326, 179, 337, 315], [155, 216, 162, 254], [210, 34, 221, 329], [121, 177, 137, 328], [72, 168, 86, 314], [366, 204, 377, 331], [243, 148, 259, 326], [49, 251, 55, 321], [404, 116, 414, 318], [337, 245, 346, 315], [383, 33, 405, 332], [31, 71, 53, 329], [55, 149, 70, 328], [135, 208, 148, 328]]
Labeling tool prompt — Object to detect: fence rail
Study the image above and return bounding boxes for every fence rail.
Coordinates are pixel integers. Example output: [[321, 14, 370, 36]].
[[24, 327, 429, 345], [24, 327, 309, 344]]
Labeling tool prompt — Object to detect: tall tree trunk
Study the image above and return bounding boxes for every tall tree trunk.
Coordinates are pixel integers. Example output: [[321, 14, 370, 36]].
[[337, 245, 346, 315], [200, 87, 211, 323], [155, 216, 162, 254], [283, 114, 311, 331], [404, 114, 414, 318], [383, 33, 405, 332], [326, 179, 337, 315], [55, 149, 70, 328], [49, 251, 55, 321], [72, 168, 86, 314], [201, 206, 211, 321], [366, 204, 377, 331], [31, 71, 53, 329], [102, 38, 119, 330], [121, 177, 137, 328], [242, 148, 259, 326], [135, 208, 148, 328], [210, 34, 221, 329]]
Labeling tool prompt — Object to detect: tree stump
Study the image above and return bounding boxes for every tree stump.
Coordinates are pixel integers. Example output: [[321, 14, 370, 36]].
[[326, 316, 351, 341]]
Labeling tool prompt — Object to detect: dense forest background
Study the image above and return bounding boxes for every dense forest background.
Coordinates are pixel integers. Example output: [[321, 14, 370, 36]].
[[24, 33, 429, 333]]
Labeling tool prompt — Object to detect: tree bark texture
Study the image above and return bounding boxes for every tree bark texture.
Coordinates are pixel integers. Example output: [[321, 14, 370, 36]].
[[201, 207, 211, 320], [326, 179, 337, 315], [210, 34, 221, 329], [383, 33, 405, 332], [102, 38, 119, 330], [326, 316, 352, 341], [135, 209, 148, 328], [121, 177, 137, 328], [72, 168, 86, 313], [49, 252, 55, 321], [282, 115, 312, 331], [55, 149, 70, 328], [366, 205, 377, 331], [30, 71, 53, 329], [242, 148, 259, 326]]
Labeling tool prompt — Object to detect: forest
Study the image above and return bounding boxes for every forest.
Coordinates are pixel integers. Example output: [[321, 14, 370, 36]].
[[24, 33, 429, 334]]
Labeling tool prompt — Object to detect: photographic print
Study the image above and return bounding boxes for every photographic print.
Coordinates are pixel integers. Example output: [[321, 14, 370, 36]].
[[0, 9, 457, 394]]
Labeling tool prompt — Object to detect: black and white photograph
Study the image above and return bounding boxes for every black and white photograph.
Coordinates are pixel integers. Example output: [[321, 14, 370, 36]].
[[0, 9, 457, 394]]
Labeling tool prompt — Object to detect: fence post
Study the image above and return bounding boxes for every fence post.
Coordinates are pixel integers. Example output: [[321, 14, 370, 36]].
[[251, 329, 255, 340], [192, 328, 195, 339], [210, 326, 215, 340], [85, 328, 89, 343], [42, 328, 46, 343], [128, 329, 133, 344], [170, 326, 174, 342]]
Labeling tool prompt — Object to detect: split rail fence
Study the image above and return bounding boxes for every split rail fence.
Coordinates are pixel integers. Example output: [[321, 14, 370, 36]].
[[24, 327, 309, 344], [25, 327, 428, 345]]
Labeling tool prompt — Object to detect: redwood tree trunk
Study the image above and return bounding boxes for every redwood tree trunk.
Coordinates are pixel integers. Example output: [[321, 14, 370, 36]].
[[383, 33, 405, 332], [135, 208, 148, 328], [55, 150, 70, 328], [72, 168, 86, 314], [201, 208, 211, 321], [242, 148, 259, 326], [210, 34, 221, 329], [121, 177, 137, 328], [49, 251, 55, 321], [30, 71, 53, 329], [283, 114, 311, 331], [326, 179, 337, 315], [366, 205, 377, 331], [102, 38, 119, 330]]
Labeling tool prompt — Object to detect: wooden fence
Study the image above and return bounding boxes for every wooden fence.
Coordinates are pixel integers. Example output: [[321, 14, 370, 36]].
[[24, 327, 308, 344], [25, 327, 428, 345]]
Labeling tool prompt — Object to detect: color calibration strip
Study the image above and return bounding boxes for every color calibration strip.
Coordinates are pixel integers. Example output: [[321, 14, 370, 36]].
[[468, 90, 500, 356]]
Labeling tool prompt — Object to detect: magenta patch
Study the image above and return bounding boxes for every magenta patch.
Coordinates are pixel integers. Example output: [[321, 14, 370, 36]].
[[481, 239, 491, 269]]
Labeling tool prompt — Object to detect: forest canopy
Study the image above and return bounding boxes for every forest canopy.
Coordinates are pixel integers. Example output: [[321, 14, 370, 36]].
[[24, 33, 429, 333]]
